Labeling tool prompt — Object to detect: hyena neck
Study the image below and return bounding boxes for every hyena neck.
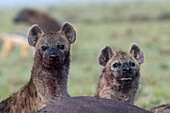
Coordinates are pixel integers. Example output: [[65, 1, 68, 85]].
[[31, 52, 70, 105]]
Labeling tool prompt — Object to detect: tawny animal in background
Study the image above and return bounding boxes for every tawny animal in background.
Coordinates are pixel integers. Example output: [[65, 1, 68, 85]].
[[14, 9, 61, 32], [0, 33, 30, 59], [0, 22, 76, 113], [151, 103, 170, 113], [96, 44, 144, 104]]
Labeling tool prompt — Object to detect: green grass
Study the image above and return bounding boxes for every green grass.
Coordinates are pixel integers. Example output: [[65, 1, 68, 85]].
[[1, 2, 170, 110]]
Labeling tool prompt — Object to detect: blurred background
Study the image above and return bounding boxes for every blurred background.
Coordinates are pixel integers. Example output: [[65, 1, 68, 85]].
[[0, 0, 170, 110]]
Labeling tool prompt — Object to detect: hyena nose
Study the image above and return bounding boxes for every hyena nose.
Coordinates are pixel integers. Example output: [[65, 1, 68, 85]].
[[49, 54, 60, 61], [122, 68, 132, 74]]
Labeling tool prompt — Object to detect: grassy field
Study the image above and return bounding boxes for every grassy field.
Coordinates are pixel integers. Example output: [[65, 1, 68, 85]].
[[0, 2, 170, 110]]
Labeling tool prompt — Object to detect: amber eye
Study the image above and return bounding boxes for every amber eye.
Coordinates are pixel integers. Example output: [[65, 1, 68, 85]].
[[129, 61, 135, 67], [41, 46, 47, 51], [113, 63, 121, 68], [58, 45, 65, 50]]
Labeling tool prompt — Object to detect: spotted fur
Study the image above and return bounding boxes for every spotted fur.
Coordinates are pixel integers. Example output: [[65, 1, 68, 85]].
[[96, 44, 144, 104]]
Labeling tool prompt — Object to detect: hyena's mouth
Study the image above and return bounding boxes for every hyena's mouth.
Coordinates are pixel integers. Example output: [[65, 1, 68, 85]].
[[43, 56, 64, 66], [117, 76, 134, 84], [44, 58, 64, 66], [45, 59, 63, 66]]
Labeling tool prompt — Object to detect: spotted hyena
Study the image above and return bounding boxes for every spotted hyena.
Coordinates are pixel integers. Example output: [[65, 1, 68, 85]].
[[96, 44, 144, 104], [0, 22, 76, 113], [151, 103, 170, 113]]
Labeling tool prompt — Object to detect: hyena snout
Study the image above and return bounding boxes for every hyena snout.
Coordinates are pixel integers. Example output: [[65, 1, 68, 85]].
[[122, 63, 133, 75], [49, 53, 60, 61], [117, 63, 136, 84], [45, 48, 64, 65], [121, 61, 135, 76]]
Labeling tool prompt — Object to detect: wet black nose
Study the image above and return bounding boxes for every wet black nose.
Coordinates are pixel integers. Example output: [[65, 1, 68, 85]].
[[122, 68, 132, 74], [49, 54, 60, 61]]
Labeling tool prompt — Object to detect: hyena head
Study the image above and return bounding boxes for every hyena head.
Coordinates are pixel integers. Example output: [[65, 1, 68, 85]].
[[14, 9, 36, 23], [27, 22, 76, 68], [98, 44, 144, 85]]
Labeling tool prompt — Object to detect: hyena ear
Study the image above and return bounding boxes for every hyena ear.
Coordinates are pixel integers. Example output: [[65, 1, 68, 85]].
[[98, 46, 114, 66], [129, 43, 144, 65], [60, 22, 76, 44], [27, 24, 43, 47]]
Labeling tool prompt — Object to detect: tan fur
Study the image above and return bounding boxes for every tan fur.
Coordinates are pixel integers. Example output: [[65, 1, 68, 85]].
[[0, 34, 31, 59], [96, 45, 144, 104]]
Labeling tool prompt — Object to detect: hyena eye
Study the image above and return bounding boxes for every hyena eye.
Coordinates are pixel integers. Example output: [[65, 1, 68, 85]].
[[58, 45, 65, 50], [41, 46, 47, 51], [129, 61, 135, 67], [113, 63, 121, 68]]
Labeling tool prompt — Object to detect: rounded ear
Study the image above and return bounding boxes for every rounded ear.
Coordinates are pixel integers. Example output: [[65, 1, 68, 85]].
[[129, 43, 144, 65], [60, 22, 76, 44], [27, 24, 43, 47], [98, 46, 114, 67]]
